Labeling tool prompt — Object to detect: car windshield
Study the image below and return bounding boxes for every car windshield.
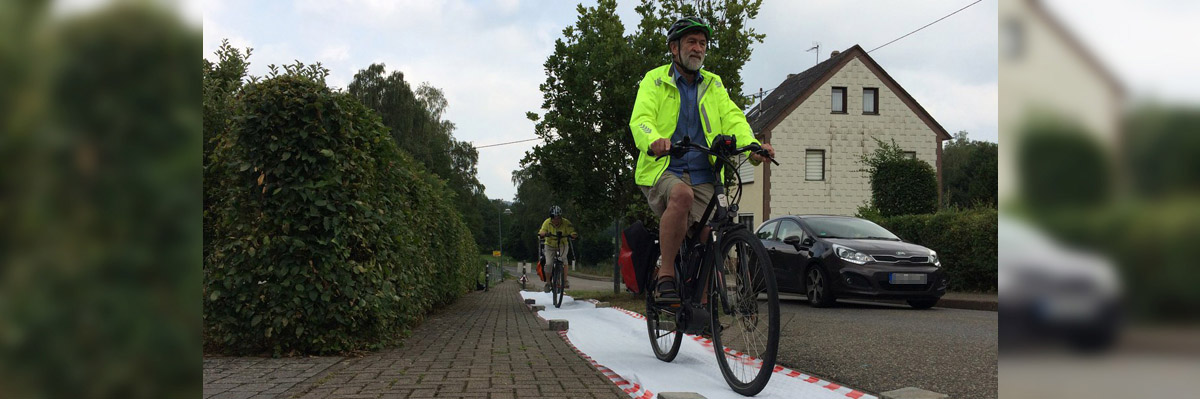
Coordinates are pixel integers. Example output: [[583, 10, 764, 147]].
[[805, 217, 899, 240]]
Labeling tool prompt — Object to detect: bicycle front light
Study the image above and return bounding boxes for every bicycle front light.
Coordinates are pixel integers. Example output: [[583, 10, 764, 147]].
[[833, 244, 872, 265]]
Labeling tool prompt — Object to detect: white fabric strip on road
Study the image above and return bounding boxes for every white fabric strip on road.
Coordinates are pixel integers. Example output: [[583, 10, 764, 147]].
[[520, 291, 876, 399]]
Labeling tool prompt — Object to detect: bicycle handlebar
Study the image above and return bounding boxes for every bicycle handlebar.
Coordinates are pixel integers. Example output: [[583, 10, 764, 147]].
[[538, 231, 578, 240], [645, 136, 779, 166]]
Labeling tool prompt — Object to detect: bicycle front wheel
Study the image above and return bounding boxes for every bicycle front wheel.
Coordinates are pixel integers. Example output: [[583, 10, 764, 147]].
[[646, 262, 682, 362], [710, 228, 780, 396], [551, 264, 565, 308]]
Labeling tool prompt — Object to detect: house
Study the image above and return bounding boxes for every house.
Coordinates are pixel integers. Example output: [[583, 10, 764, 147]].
[[739, 44, 951, 226], [997, 0, 1124, 203]]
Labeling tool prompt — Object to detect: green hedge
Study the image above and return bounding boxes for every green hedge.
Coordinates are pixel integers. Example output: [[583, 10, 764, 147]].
[[1029, 200, 1200, 322], [204, 74, 477, 355], [864, 208, 997, 292]]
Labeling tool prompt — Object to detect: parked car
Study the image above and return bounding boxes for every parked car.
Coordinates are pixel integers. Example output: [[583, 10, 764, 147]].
[[998, 215, 1122, 352], [755, 215, 948, 309]]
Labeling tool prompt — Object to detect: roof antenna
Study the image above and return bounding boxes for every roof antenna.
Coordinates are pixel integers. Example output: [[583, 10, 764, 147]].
[[805, 42, 820, 66]]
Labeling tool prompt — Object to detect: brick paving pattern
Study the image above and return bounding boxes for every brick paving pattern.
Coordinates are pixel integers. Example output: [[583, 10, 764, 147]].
[[203, 280, 628, 399]]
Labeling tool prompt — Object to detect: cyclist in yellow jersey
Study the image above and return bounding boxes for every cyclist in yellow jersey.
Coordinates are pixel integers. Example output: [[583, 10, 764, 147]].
[[538, 205, 578, 289]]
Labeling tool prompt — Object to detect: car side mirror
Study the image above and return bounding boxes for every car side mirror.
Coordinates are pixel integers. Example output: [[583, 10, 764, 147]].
[[784, 236, 812, 250]]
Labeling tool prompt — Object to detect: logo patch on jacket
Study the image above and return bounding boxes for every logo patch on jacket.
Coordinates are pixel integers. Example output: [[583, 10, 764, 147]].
[[639, 123, 651, 134]]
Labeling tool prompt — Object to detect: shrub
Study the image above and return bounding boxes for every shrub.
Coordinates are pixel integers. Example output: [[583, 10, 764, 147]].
[[858, 138, 938, 217], [871, 159, 938, 217], [204, 72, 476, 355], [1017, 120, 1112, 208], [1030, 200, 1200, 322], [867, 208, 997, 292]]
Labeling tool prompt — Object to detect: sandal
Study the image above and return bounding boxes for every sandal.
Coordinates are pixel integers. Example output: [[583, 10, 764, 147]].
[[654, 276, 680, 304]]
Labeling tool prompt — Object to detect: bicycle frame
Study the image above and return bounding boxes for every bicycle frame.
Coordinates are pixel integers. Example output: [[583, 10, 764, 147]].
[[654, 136, 778, 326]]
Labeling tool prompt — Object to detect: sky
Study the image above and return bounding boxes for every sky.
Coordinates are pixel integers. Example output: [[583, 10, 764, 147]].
[[201, 0, 1000, 201], [1038, 0, 1200, 105]]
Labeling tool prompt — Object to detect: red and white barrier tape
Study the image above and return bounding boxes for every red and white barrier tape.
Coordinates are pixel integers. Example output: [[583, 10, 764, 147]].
[[524, 294, 654, 399], [522, 292, 876, 399], [612, 305, 877, 399]]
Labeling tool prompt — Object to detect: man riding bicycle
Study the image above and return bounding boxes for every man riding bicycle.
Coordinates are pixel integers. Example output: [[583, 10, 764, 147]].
[[538, 205, 578, 290], [629, 16, 775, 304]]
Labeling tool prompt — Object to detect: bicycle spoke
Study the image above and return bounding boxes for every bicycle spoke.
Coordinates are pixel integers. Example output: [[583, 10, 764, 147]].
[[709, 230, 779, 395]]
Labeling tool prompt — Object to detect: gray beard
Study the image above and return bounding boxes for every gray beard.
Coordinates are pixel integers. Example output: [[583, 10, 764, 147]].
[[676, 53, 704, 73]]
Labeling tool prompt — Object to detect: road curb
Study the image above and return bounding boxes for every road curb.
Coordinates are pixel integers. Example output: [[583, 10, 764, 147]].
[[936, 296, 997, 311]]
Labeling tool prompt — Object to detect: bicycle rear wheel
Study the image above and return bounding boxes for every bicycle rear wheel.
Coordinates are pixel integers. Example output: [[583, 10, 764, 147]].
[[645, 262, 682, 362], [551, 263, 565, 308], [709, 228, 780, 396]]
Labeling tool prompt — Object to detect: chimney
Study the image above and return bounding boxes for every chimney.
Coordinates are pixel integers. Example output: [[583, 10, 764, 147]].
[[830, 50, 841, 58]]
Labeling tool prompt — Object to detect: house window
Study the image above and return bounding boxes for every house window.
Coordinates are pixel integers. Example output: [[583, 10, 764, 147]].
[[831, 87, 846, 114], [738, 214, 755, 230], [806, 149, 825, 181], [737, 154, 755, 183], [1002, 18, 1024, 60], [863, 88, 878, 114], [903, 151, 917, 160]]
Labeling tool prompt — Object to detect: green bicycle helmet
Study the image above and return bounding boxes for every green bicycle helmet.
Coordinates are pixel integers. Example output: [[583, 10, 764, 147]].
[[667, 16, 711, 43]]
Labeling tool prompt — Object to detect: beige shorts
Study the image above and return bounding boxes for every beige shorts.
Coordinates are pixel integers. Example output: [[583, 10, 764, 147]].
[[639, 171, 715, 227]]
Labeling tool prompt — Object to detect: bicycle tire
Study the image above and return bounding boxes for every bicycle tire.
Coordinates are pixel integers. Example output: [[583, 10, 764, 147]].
[[552, 262, 565, 308], [645, 270, 682, 362], [709, 228, 780, 396]]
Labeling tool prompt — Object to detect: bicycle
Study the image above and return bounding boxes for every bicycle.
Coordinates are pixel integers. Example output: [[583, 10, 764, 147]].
[[519, 266, 528, 290], [484, 262, 491, 292], [641, 135, 781, 396], [539, 231, 577, 308]]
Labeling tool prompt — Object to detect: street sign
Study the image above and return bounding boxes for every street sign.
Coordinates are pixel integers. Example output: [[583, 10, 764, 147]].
[[493, 250, 501, 257]]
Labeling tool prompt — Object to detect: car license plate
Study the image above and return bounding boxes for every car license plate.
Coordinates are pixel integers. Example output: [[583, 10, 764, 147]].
[[890, 273, 927, 284]]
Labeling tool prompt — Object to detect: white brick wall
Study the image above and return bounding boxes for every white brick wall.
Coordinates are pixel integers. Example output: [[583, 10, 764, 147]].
[[769, 58, 939, 217]]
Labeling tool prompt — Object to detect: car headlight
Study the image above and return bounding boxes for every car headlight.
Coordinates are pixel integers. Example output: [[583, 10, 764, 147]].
[[929, 250, 941, 267], [833, 244, 872, 265]]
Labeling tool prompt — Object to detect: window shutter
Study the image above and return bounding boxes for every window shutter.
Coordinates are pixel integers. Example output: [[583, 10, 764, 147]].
[[738, 155, 755, 183], [806, 150, 825, 181]]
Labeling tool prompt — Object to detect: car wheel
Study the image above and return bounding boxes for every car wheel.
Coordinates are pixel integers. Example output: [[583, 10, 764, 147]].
[[907, 298, 939, 309], [806, 266, 836, 308]]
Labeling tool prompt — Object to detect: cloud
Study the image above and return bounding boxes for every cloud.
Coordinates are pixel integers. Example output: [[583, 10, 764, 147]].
[[202, 18, 253, 62], [204, 0, 998, 199], [319, 45, 350, 62], [895, 69, 999, 142]]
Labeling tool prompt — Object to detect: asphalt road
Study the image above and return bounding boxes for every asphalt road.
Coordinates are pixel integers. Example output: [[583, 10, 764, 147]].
[[774, 293, 997, 399], [505, 265, 997, 398]]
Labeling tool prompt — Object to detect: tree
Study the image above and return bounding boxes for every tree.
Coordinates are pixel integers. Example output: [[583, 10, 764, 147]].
[[654, 0, 766, 109], [1125, 105, 1200, 198], [942, 131, 998, 208], [204, 61, 478, 356], [522, 0, 765, 233], [346, 64, 490, 248]]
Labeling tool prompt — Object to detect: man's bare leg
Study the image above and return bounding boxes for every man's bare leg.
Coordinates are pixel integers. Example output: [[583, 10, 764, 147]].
[[657, 183, 693, 283]]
